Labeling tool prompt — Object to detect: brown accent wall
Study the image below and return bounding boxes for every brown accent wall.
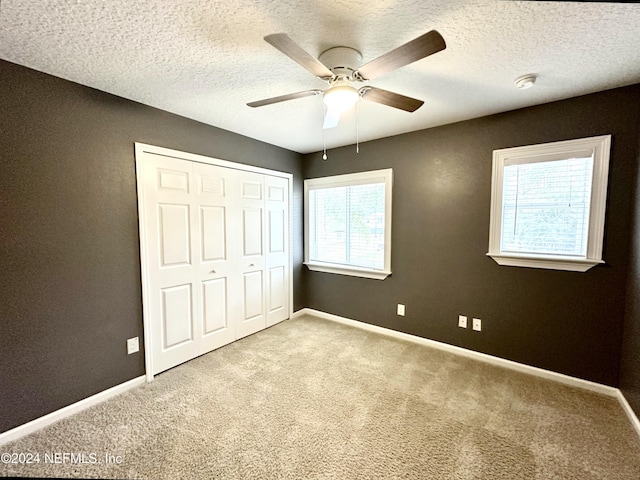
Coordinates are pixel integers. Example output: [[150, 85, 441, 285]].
[[620, 116, 640, 417], [0, 60, 304, 434], [3, 56, 640, 434], [301, 84, 640, 387]]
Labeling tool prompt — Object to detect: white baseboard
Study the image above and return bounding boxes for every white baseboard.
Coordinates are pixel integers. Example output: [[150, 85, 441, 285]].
[[0, 376, 146, 446], [295, 308, 640, 438], [4, 313, 639, 444], [616, 389, 640, 439]]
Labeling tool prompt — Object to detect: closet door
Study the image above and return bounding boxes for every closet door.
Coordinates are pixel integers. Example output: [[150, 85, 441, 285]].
[[193, 162, 239, 354], [236, 171, 267, 339], [137, 144, 291, 377], [265, 175, 290, 327], [142, 156, 200, 374]]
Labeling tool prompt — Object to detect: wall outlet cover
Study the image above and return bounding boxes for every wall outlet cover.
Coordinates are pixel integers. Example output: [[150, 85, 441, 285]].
[[458, 315, 468, 328], [127, 337, 139, 354], [397, 304, 405, 316], [473, 318, 482, 331]]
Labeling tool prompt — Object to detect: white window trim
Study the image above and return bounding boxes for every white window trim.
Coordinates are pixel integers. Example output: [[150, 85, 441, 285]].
[[487, 135, 611, 272], [304, 169, 393, 280]]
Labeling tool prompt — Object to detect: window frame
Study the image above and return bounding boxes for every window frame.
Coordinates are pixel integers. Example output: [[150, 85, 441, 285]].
[[487, 135, 611, 272], [304, 169, 393, 280]]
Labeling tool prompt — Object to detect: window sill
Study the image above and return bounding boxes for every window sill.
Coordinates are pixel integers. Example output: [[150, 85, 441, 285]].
[[487, 253, 604, 272], [304, 262, 391, 280]]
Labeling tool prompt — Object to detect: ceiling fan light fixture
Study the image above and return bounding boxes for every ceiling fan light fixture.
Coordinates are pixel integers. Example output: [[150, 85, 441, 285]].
[[323, 85, 359, 113], [249, 30, 446, 132]]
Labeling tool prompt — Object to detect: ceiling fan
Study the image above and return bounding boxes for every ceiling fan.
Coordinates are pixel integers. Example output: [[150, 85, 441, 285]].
[[247, 30, 446, 129]]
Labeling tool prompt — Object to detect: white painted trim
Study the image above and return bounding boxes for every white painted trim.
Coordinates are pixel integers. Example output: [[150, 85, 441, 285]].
[[0, 376, 145, 446], [134, 143, 293, 178], [290, 309, 307, 320], [304, 262, 391, 280], [486, 253, 604, 272], [487, 135, 611, 272], [287, 173, 294, 322], [304, 168, 393, 280], [295, 308, 617, 396], [616, 389, 640, 439], [134, 147, 155, 383]]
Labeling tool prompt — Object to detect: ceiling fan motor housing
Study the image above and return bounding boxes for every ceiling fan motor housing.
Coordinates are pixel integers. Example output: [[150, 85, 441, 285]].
[[318, 46, 363, 80]]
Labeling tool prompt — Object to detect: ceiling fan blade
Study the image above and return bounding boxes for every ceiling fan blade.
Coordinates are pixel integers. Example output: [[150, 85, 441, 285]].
[[247, 89, 321, 108], [359, 87, 424, 112], [323, 108, 341, 129], [264, 33, 334, 80], [355, 30, 446, 81]]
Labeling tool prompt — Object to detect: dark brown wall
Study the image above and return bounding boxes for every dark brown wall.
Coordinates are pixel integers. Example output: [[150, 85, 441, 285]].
[[0, 60, 304, 434], [302, 84, 640, 387], [3, 55, 640, 435], [620, 119, 640, 417]]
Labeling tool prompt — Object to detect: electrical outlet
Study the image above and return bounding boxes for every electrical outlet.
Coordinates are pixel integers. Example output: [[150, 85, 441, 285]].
[[127, 337, 139, 354], [458, 315, 467, 328], [472, 318, 482, 332], [397, 304, 405, 316]]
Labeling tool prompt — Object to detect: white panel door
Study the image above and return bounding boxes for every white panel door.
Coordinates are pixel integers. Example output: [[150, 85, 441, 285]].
[[142, 156, 199, 374], [193, 162, 239, 354], [236, 171, 266, 339], [136, 143, 292, 377], [265, 175, 290, 327]]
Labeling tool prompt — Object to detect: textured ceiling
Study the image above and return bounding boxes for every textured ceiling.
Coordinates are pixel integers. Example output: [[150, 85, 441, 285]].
[[1, 1, 640, 154]]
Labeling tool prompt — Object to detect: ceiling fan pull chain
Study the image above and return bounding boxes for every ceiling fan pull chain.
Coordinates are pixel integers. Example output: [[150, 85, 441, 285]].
[[356, 99, 360, 154], [323, 133, 327, 160], [322, 103, 328, 160]]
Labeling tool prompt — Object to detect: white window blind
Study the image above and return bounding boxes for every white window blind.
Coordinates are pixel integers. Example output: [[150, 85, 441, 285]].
[[501, 156, 594, 257], [309, 182, 385, 269], [487, 135, 611, 272], [304, 169, 392, 280]]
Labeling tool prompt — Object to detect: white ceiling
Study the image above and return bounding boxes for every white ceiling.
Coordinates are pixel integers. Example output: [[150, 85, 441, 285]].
[[1, 1, 640, 154]]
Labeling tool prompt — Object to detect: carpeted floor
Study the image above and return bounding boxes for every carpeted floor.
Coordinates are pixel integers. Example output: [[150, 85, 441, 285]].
[[1, 314, 639, 479]]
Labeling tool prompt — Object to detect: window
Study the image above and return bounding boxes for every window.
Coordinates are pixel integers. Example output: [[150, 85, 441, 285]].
[[304, 169, 392, 280], [488, 135, 611, 272]]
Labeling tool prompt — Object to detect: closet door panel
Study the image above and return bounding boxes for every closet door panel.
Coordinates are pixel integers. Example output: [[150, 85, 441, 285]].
[[268, 266, 286, 316], [242, 207, 263, 257], [265, 175, 290, 326], [243, 270, 264, 321], [141, 156, 199, 375], [237, 172, 266, 339], [194, 162, 238, 353], [200, 206, 226, 262], [161, 284, 194, 348], [202, 278, 228, 334]]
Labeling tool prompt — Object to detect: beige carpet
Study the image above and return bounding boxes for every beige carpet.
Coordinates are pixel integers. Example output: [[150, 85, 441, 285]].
[[1, 314, 639, 479]]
